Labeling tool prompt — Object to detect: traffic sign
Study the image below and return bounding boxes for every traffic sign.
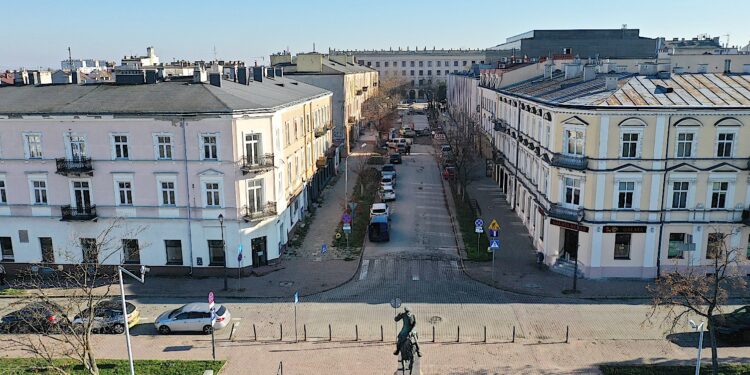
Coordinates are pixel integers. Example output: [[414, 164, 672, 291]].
[[474, 218, 484, 227], [322, 244, 328, 254], [488, 219, 500, 231], [489, 229, 498, 238], [475, 226, 484, 233], [294, 291, 299, 304], [208, 291, 215, 304], [342, 213, 352, 224], [342, 223, 352, 234], [237, 252, 243, 262], [390, 298, 402, 309], [490, 239, 500, 250]]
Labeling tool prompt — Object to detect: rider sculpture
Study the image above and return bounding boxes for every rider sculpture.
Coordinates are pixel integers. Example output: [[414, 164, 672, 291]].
[[393, 306, 422, 357]]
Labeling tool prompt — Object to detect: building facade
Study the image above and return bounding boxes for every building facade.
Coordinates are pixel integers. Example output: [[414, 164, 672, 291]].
[[0, 68, 334, 276], [450, 60, 750, 279]]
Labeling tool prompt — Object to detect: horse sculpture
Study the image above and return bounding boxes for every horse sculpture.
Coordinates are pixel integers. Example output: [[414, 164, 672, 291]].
[[398, 332, 418, 375]]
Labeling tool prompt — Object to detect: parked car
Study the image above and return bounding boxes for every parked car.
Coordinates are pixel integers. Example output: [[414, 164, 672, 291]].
[[416, 129, 431, 137], [389, 153, 402, 164], [155, 303, 231, 335], [369, 203, 390, 220], [387, 137, 412, 148], [397, 144, 407, 153], [381, 164, 397, 178], [380, 186, 396, 202], [441, 144, 452, 153], [1, 301, 69, 334], [381, 175, 395, 189], [368, 215, 390, 242], [442, 166, 457, 180], [72, 300, 140, 334], [712, 305, 750, 342], [400, 128, 416, 138]]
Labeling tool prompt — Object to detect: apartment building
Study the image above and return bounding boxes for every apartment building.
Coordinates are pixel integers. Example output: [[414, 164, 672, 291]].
[[450, 60, 750, 279], [271, 52, 378, 153], [340, 48, 485, 100], [0, 67, 333, 276]]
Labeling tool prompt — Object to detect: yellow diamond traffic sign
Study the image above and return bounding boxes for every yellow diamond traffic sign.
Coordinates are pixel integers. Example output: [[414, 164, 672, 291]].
[[488, 219, 500, 231]]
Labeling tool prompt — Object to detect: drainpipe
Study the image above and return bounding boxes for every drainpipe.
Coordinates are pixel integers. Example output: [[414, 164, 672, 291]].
[[512, 102, 521, 209], [181, 118, 195, 275], [655, 114, 673, 279]]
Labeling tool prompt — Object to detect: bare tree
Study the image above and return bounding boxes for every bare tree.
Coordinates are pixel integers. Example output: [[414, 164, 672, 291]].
[[647, 228, 747, 374], [2, 219, 147, 375], [443, 109, 481, 199], [362, 77, 409, 141]]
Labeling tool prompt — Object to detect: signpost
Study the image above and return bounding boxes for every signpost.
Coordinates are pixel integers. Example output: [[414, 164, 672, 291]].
[[488, 219, 500, 283], [293, 291, 299, 342], [390, 298, 402, 337], [342, 223, 352, 247], [208, 291, 216, 360], [322, 243, 328, 254], [236, 245, 243, 290], [474, 218, 484, 256]]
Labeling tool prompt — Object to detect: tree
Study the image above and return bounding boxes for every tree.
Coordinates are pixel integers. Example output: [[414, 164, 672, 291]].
[[362, 77, 409, 141], [647, 228, 747, 374], [443, 108, 481, 199], [3, 219, 147, 375]]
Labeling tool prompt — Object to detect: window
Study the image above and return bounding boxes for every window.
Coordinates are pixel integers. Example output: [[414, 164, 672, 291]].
[[668, 233, 691, 259], [208, 240, 225, 266], [453, 61, 458, 67], [614, 233, 631, 259], [25, 134, 43, 159], [427, 70, 432, 76], [717, 132, 734, 157], [445, 70, 449, 75], [383, 61, 388, 67], [419, 70, 423, 76], [671, 181, 689, 209], [401, 61, 406, 67], [80, 238, 97, 264], [0, 179, 6, 204], [710, 181, 728, 209], [676, 132, 694, 158], [564, 177, 581, 206], [205, 182, 220, 207], [31, 180, 48, 205], [122, 239, 140, 264], [160, 181, 176, 206], [155, 135, 173, 160], [564, 129, 585, 156], [285, 121, 291, 146], [747, 234, 750, 259], [410, 70, 414, 76], [165, 240, 183, 265], [418, 61, 423, 67], [463, 61, 468, 66], [112, 135, 129, 159], [117, 181, 133, 205], [375, 61, 380, 67], [202, 135, 218, 160], [617, 181, 635, 209], [706, 233, 724, 259], [247, 178, 264, 212], [402, 70, 406, 76], [621, 132, 639, 158], [40, 237, 54, 263], [427, 61, 432, 67], [410, 61, 415, 67], [0, 237, 13, 262], [436, 70, 441, 76]]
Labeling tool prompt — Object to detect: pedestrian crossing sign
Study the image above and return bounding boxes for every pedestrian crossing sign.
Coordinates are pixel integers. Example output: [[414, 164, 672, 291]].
[[488, 219, 500, 231], [490, 240, 500, 250]]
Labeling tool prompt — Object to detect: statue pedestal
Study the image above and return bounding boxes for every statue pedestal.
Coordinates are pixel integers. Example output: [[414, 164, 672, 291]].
[[395, 355, 421, 375]]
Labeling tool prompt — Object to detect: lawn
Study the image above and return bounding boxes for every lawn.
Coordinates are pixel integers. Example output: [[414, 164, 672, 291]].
[[453, 190, 491, 261], [1, 358, 225, 375], [0, 288, 26, 296], [600, 364, 750, 375], [333, 167, 380, 249]]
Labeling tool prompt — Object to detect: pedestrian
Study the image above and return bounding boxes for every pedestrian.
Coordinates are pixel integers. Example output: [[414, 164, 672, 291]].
[[0, 263, 6, 286], [406, 144, 411, 155]]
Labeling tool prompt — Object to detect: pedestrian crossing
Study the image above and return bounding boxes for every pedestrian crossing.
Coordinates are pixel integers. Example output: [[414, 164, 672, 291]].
[[357, 257, 463, 283]]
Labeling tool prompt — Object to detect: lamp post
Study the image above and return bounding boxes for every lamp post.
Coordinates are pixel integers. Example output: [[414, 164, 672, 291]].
[[689, 320, 705, 375], [219, 213, 227, 291], [118, 265, 148, 375]]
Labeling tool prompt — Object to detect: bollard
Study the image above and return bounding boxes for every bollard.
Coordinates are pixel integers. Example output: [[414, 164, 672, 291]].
[[457, 326, 460, 343], [483, 326, 487, 343], [512, 326, 515, 343], [253, 323, 257, 341], [280, 324, 283, 341], [380, 325, 384, 342], [565, 325, 569, 344], [304, 324, 307, 341], [432, 325, 435, 343], [329, 324, 332, 341], [355, 325, 359, 341]]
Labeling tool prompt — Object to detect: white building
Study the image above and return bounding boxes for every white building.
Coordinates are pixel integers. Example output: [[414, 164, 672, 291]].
[[0, 68, 333, 276]]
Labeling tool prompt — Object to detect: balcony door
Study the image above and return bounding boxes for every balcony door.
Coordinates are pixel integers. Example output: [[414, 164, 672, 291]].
[[245, 134, 261, 165], [247, 179, 263, 213], [72, 181, 91, 212], [69, 135, 87, 161]]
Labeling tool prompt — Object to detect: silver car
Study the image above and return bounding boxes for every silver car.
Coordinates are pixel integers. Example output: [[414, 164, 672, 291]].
[[154, 302, 230, 335]]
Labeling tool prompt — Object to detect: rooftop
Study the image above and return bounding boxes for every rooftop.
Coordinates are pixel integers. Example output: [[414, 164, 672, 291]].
[[498, 72, 750, 108], [0, 76, 331, 116]]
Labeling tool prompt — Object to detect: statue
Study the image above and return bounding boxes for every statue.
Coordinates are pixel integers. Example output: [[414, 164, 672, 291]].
[[394, 306, 421, 357]]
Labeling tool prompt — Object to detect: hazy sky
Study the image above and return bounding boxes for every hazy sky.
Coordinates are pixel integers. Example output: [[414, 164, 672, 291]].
[[3, 0, 749, 69]]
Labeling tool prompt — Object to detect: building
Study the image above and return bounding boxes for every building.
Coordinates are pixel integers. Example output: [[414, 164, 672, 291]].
[[486, 29, 659, 64], [61, 58, 110, 73], [340, 47, 486, 100], [0, 67, 334, 276], [450, 59, 750, 279], [271, 52, 378, 153]]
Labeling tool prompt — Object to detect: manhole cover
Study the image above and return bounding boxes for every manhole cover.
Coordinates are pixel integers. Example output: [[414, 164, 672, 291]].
[[427, 316, 442, 324], [525, 283, 541, 289], [279, 281, 294, 287]]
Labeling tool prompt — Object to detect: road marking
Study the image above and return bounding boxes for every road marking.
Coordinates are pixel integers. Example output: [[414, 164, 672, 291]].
[[232, 318, 242, 321], [411, 263, 419, 281], [450, 261, 459, 270], [359, 259, 369, 280]]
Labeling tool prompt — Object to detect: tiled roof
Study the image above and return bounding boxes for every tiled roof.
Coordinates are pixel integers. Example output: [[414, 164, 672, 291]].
[[499, 73, 750, 107]]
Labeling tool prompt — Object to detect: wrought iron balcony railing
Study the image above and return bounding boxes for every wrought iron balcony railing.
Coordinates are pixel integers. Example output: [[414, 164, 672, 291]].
[[550, 153, 588, 171], [61, 205, 97, 221], [56, 157, 94, 176], [240, 154, 274, 175], [242, 202, 277, 222]]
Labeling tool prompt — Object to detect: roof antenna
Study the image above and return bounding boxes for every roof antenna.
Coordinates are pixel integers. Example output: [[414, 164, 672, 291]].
[[313, 42, 316, 52], [213, 45, 217, 62], [67, 46, 73, 70]]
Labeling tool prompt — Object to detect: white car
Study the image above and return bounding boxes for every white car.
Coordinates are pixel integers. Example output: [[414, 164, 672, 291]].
[[381, 186, 396, 201], [381, 175, 395, 188], [154, 302, 231, 335], [370, 203, 390, 220]]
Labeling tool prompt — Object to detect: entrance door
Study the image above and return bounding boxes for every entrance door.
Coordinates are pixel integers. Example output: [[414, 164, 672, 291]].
[[251, 236, 268, 267], [562, 229, 579, 260], [69, 136, 87, 161], [72, 181, 91, 213], [245, 134, 261, 165]]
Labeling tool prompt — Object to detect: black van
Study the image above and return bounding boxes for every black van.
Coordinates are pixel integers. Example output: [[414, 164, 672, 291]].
[[368, 215, 390, 242]]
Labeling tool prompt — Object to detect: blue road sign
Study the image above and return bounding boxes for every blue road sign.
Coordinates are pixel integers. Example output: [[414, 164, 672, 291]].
[[490, 239, 500, 250], [489, 229, 499, 238], [322, 244, 328, 254], [294, 291, 299, 304], [474, 218, 484, 227]]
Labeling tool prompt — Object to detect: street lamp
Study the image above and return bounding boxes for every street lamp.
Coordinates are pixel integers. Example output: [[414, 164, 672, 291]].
[[218, 213, 227, 291], [689, 320, 705, 375], [118, 265, 148, 375]]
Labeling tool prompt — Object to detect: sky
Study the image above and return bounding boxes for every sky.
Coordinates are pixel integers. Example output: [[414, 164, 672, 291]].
[[3, 0, 750, 70]]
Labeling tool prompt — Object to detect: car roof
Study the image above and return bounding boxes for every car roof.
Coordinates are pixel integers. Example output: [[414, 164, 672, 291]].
[[372, 203, 387, 209], [180, 302, 217, 312], [383, 186, 394, 191]]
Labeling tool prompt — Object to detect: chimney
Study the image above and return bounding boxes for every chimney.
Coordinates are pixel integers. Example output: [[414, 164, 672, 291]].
[[275, 67, 283, 77], [266, 66, 275, 78], [270, 52, 292, 66], [543, 61, 553, 79], [605, 76, 618, 90], [193, 66, 207, 83], [253, 66, 263, 82], [563, 63, 581, 80], [724, 59, 731, 74], [237, 67, 249, 85], [71, 70, 78, 84], [638, 63, 657, 76], [145, 70, 158, 84], [582, 64, 596, 82], [209, 73, 221, 87]]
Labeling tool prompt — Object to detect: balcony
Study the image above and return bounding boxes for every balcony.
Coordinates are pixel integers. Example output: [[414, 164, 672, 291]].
[[315, 127, 327, 138], [548, 204, 584, 222], [550, 153, 588, 171], [56, 157, 93, 176], [240, 154, 274, 175], [242, 202, 277, 222], [61, 205, 97, 221]]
